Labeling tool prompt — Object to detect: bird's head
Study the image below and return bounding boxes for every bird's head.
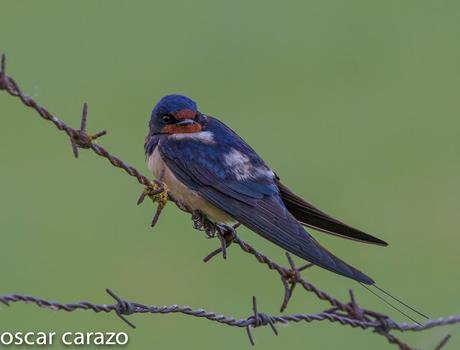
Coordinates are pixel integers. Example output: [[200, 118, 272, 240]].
[[149, 94, 203, 135]]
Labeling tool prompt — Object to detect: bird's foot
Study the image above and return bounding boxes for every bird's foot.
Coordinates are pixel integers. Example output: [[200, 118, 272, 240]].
[[202, 223, 239, 262], [217, 224, 238, 246], [191, 211, 214, 234], [191, 210, 240, 261], [137, 180, 169, 227], [214, 224, 236, 259]]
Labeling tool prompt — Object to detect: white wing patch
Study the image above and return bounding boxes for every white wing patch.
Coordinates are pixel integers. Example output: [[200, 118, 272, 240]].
[[224, 148, 274, 180], [171, 131, 215, 144], [224, 148, 251, 168]]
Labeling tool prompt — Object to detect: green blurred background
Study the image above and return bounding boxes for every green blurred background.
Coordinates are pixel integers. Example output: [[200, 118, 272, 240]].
[[1, 1, 459, 349]]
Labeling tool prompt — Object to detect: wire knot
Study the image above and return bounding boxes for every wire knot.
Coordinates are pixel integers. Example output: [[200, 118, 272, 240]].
[[70, 103, 106, 158], [136, 179, 168, 227], [251, 311, 275, 327], [105, 289, 136, 329], [245, 296, 278, 346], [375, 316, 395, 333], [279, 253, 314, 312], [71, 130, 94, 149], [137, 174, 168, 206], [347, 289, 365, 320]]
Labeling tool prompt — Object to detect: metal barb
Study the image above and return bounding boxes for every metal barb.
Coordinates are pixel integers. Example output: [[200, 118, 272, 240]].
[[136, 191, 147, 205], [298, 263, 314, 272], [280, 276, 297, 312], [253, 297, 278, 332], [285, 252, 296, 271], [136, 172, 168, 227], [151, 205, 164, 227], [245, 297, 278, 345], [348, 290, 364, 320], [279, 252, 301, 312], [434, 335, 451, 350], [252, 296, 260, 326], [81, 103, 88, 131], [105, 289, 136, 329], [69, 103, 107, 158], [246, 325, 256, 346], [203, 247, 223, 263], [0, 53, 5, 83]]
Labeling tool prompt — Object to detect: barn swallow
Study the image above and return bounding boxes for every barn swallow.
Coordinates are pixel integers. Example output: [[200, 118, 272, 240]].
[[144, 94, 388, 285]]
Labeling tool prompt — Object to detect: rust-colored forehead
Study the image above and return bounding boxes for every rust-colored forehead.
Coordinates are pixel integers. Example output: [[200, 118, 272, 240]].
[[171, 109, 196, 120], [161, 123, 202, 134]]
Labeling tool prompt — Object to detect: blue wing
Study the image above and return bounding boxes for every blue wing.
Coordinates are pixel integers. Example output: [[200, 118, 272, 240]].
[[159, 117, 374, 284]]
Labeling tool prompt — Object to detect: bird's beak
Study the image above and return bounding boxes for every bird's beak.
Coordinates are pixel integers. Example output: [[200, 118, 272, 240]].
[[176, 119, 196, 126], [176, 119, 197, 126]]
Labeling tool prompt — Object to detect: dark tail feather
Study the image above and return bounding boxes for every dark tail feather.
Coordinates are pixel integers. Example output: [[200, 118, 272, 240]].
[[373, 284, 429, 319], [360, 283, 428, 325], [276, 179, 388, 246]]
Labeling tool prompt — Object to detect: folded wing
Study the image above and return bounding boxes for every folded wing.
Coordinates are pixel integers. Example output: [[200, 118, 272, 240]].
[[159, 124, 375, 284]]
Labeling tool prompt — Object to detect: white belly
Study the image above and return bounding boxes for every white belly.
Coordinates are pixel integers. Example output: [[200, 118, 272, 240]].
[[148, 147, 236, 224]]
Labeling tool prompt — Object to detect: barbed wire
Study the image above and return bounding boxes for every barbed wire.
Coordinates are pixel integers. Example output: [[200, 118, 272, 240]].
[[0, 289, 456, 347], [0, 53, 457, 350]]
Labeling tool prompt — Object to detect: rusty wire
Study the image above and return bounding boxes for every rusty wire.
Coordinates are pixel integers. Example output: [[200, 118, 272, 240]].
[[0, 53, 458, 350]]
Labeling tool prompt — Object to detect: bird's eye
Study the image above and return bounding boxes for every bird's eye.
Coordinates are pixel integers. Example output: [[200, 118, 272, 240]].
[[162, 115, 174, 123]]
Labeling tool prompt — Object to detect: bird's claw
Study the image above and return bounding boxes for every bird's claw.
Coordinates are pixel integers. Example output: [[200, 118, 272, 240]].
[[198, 218, 237, 262], [217, 224, 237, 246], [214, 224, 236, 259]]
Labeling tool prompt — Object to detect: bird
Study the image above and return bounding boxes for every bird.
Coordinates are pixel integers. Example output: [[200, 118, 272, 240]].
[[144, 94, 388, 285]]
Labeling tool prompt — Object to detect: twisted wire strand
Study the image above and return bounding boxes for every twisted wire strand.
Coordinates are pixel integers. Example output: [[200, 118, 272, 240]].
[[1, 291, 459, 332], [0, 291, 374, 328]]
